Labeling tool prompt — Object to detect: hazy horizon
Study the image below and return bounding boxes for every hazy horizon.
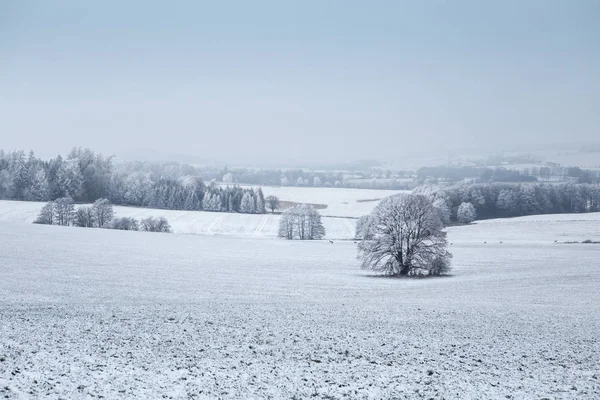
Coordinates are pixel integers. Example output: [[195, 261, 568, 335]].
[[2, 1, 599, 165]]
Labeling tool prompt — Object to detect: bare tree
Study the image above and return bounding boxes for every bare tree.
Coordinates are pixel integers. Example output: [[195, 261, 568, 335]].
[[92, 198, 114, 227], [74, 206, 95, 227], [358, 194, 451, 276], [265, 195, 280, 213]]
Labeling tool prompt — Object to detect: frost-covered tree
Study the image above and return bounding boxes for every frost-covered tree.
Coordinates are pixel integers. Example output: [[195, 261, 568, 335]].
[[278, 204, 325, 240], [222, 173, 234, 184], [92, 198, 114, 227], [255, 188, 266, 213], [496, 188, 518, 216], [457, 202, 477, 224], [54, 158, 84, 199], [0, 170, 11, 199], [265, 195, 280, 213], [183, 189, 200, 210], [432, 198, 451, 225], [355, 215, 374, 240], [109, 217, 139, 231], [313, 176, 322, 186], [519, 185, 542, 215], [278, 208, 295, 239], [202, 192, 213, 211], [34, 202, 56, 225], [27, 168, 50, 201], [73, 206, 96, 227], [240, 191, 254, 213], [53, 197, 76, 226], [140, 216, 172, 233], [296, 177, 305, 186], [357, 194, 452, 276], [10, 150, 28, 200], [303, 205, 325, 240]]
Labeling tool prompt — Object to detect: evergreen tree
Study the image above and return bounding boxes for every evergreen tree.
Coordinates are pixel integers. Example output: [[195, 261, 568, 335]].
[[255, 188, 266, 213], [240, 192, 254, 213]]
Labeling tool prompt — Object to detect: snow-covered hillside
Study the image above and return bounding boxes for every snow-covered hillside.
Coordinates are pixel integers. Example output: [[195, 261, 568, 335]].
[[0, 200, 358, 239], [1, 214, 599, 398]]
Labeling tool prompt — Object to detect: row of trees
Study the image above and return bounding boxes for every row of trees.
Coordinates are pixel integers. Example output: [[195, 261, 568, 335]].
[[278, 204, 325, 240], [0, 148, 267, 214], [201, 186, 266, 213], [34, 197, 171, 232], [416, 182, 600, 222]]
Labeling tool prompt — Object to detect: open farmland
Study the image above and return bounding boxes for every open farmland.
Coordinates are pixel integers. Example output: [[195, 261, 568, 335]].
[[1, 213, 599, 399], [234, 186, 408, 217], [0, 193, 399, 240]]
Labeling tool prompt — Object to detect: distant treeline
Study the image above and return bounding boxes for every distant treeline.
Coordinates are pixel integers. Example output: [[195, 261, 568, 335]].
[[219, 168, 413, 190], [417, 182, 600, 221], [0, 148, 266, 214], [417, 165, 599, 184]]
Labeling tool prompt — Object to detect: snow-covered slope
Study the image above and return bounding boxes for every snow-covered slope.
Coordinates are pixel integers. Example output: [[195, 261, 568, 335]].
[[0, 215, 599, 398], [0, 200, 357, 239]]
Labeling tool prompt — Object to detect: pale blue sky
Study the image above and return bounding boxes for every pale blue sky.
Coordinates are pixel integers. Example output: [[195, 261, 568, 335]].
[[1, 1, 599, 164]]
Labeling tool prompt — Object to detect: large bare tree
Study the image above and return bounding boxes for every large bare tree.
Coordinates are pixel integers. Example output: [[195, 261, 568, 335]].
[[358, 194, 451, 276]]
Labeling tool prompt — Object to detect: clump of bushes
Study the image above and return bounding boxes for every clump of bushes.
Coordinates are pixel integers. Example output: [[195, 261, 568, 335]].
[[139, 217, 172, 233], [108, 217, 140, 231]]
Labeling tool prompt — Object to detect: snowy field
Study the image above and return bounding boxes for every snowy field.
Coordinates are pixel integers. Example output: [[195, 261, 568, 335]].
[[234, 186, 407, 217], [0, 200, 362, 239], [1, 214, 599, 399]]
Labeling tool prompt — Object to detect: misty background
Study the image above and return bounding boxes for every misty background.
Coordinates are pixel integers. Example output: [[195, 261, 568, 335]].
[[1, 0, 599, 166]]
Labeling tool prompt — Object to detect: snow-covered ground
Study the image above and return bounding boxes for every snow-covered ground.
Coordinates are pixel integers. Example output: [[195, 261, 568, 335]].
[[1, 214, 599, 399], [234, 186, 407, 217], [0, 200, 358, 239]]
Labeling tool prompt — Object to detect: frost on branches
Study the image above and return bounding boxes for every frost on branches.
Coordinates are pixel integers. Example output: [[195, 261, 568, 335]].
[[357, 194, 451, 277]]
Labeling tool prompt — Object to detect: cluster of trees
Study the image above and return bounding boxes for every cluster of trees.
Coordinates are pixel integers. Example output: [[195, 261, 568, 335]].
[[0, 148, 113, 202], [202, 186, 266, 213], [417, 182, 600, 222], [357, 194, 451, 277], [34, 197, 171, 233], [278, 204, 325, 240], [0, 148, 267, 214]]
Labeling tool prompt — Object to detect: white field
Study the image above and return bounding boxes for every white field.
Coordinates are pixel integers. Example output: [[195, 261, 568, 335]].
[[234, 185, 407, 217], [0, 199, 367, 240], [1, 211, 599, 398]]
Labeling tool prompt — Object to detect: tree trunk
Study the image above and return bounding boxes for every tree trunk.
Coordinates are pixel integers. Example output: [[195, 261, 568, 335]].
[[400, 263, 410, 276]]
